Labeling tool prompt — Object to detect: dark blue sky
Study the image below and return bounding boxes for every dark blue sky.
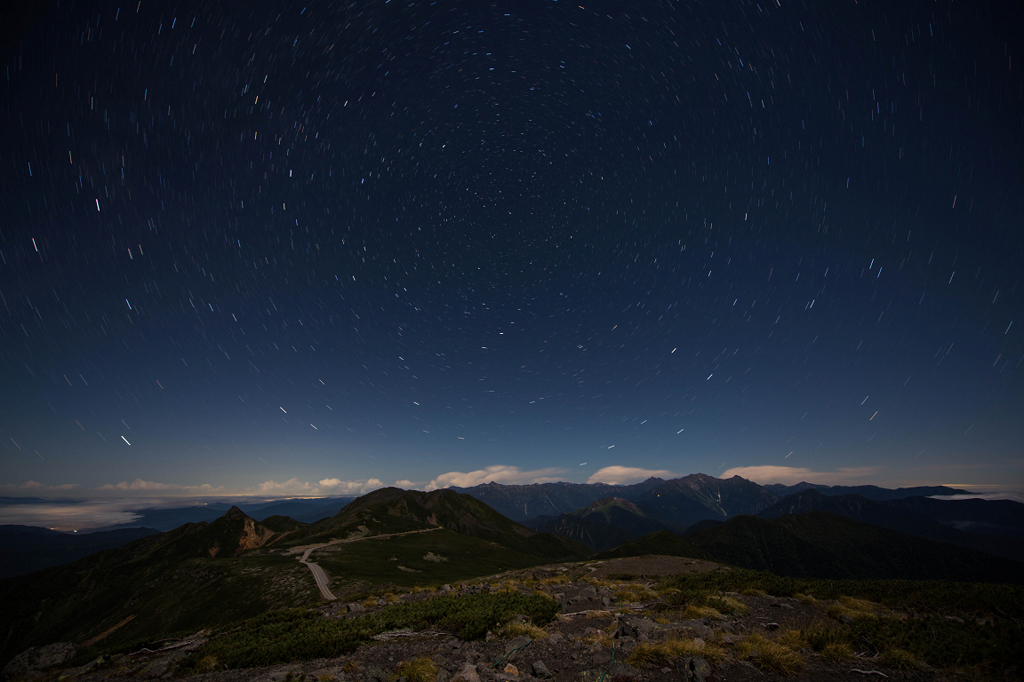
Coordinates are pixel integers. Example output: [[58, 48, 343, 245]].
[[0, 0, 1021, 501]]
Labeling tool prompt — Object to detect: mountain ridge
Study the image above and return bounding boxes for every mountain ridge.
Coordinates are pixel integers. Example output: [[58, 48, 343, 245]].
[[453, 474, 973, 525]]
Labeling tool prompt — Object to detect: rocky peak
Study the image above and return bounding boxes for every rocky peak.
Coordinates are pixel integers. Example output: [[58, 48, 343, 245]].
[[223, 505, 246, 521]]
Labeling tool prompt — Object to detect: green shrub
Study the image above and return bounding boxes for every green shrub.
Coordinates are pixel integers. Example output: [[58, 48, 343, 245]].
[[803, 622, 851, 651], [851, 615, 1024, 674], [656, 570, 1024, 618], [177, 592, 558, 671]]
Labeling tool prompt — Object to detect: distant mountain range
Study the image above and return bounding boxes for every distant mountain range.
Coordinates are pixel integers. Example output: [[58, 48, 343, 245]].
[[454, 475, 971, 524], [0, 526, 160, 579], [459, 475, 1005, 554], [0, 476, 996, 577]]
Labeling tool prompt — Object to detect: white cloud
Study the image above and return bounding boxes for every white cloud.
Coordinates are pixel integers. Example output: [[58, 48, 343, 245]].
[[587, 465, 676, 485], [426, 465, 568, 490], [721, 465, 879, 486], [932, 491, 1024, 504], [2, 476, 385, 500], [317, 478, 385, 495], [253, 478, 315, 495], [96, 479, 225, 494], [0, 480, 80, 494], [393, 479, 423, 490]]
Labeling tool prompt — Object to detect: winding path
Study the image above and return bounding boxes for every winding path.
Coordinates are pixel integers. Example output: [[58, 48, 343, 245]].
[[291, 527, 444, 601], [298, 548, 337, 601]]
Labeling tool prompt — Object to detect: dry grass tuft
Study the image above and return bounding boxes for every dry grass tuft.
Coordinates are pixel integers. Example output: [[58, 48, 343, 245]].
[[778, 629, 807, 650], [613, 584, 658, 603], [395, 657, 438, 682], [682, 604, 724, 620], [626, 642, 674, 668], [575, 631, 614, 648], [819, 642, 855, 663], [734, 633, 805, 675], [194, 655, 219, 673], [794, 593, 817, 605], [500, 621, 547, 640], [541, 575, 569, 586], [827, 595, 878, 621], [741, 587, 768, 597], [626, 638, 724, 668], [706, 595, 749, 617]]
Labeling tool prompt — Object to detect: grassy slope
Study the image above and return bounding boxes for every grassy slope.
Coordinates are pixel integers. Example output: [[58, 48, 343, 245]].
[[312, 528, 564, 588], [282, 488, 590, 562], [0, 513, 315, 668], [0, 491, 588, 669]]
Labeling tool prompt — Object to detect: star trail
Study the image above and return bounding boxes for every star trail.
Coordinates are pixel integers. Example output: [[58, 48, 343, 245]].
[[0, 0, 1021, 502]]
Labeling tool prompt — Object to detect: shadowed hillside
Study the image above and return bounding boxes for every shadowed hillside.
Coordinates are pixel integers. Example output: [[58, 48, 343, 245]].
[[531, 497, 677, 552], [758, 489, 1024, 562], [284, 487, 589, 562], [597, 512, 1024, 583]]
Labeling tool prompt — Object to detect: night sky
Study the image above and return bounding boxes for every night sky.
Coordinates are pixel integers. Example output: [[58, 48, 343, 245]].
[[1, 0, 1021, 504]]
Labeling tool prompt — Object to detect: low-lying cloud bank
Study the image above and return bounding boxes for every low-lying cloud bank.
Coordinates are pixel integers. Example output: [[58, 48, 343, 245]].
[[425, 465, 568, 490], [720, 465, 880, 486], [0, 477, 386, 499], [587, 466, 677, 485]]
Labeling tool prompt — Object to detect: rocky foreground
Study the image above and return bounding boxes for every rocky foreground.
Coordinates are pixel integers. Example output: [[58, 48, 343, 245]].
[[2, 557, 973, 682]]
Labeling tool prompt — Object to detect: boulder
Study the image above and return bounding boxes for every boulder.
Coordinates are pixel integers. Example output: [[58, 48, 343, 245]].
[[615, 616, 656, 640], [57, 656, 104, 680], [143, 659, 171, 678], [347, 602, 366, 613], [452, 664, 481, 682], [531, 661, 552, 679], [671, 619, 712, 639], [689, 656, 712, 682], [606, 661, 641, 679], [2, 643, 76, 678], [504, 636, 531, 655]]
